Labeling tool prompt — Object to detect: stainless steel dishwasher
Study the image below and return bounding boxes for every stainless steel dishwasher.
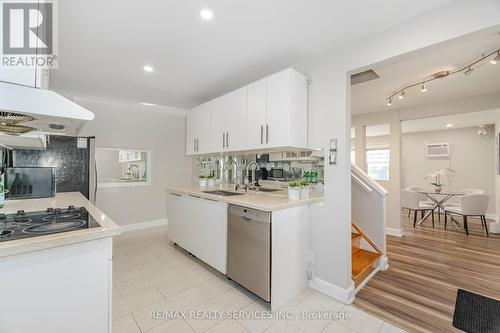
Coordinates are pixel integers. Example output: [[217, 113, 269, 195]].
[[227, 205, 271, 302]]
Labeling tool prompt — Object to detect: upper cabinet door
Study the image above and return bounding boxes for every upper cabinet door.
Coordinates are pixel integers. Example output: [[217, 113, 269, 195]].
[[225, 86, 247, 152], [186, 102, 211, 155], [210, 95, 227, 152], [267, 69, 308, 149], [247, 79, 267, 150]]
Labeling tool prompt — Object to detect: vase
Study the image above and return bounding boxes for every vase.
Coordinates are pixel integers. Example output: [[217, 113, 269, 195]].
[[288, 187, 300, 200], [435, 185, 442, 193]]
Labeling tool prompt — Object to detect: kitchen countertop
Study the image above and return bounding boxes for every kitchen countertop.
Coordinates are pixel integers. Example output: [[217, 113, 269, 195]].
[[167, 185, 324, 211], [0, 192, 121, 258]]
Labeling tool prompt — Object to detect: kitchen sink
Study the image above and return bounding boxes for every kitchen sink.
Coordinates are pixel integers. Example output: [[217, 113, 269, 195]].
[[203, 190, 243, 196]]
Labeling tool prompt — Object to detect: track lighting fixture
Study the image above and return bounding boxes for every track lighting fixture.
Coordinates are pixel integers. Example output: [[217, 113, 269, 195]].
[[464, 66, 473, 75], [385, 47, 500, 106], [491, 51, 500, 64]]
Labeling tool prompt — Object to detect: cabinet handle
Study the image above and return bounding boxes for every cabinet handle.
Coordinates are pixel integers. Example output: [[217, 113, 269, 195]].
[[194, 139, 196, 152], [196, 139, 199, 152], [227, 132, 230, 148], [260, 125, 263, 144], [266, 124, 269, 144], [170, 193, 181, 197], [222, 133, 225, 148]]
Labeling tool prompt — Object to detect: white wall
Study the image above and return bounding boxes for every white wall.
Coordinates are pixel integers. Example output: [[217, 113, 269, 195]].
[[352, 110, 402, 235], [78, 98, 192, 226], [295, 0, 500, 302], [402, 126, 497, 214]]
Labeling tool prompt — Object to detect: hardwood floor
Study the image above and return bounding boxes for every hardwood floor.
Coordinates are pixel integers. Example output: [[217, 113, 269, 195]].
[[354, 212, 500, 333]]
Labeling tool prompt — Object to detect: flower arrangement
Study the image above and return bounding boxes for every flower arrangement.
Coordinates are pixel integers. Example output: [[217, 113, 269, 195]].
[[424, 168, 455, 193]]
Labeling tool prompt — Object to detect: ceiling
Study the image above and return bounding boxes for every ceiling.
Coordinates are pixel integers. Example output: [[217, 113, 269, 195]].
[[352, 28, 500, 115], [49, 0, 451, 109], [401, 109, 499, 134]]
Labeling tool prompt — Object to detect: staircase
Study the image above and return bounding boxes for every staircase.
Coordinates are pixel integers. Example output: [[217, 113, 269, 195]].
[[352, 223, 382, 288]]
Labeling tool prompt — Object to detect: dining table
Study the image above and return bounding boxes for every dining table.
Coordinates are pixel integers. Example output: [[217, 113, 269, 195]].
[[416, 190, 465, 230]]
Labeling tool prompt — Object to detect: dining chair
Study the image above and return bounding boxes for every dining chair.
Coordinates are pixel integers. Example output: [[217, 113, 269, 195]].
[[402, 190, 435, 228], [444, 189, 485, 208], [445, 194, 490, 236], [405, 186, 433, 217]]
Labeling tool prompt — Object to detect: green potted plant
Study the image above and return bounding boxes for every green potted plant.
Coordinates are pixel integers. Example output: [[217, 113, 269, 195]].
[[198, 175, 207, 187], [299, 181, 310, 199], [288, 181, 301, 200]]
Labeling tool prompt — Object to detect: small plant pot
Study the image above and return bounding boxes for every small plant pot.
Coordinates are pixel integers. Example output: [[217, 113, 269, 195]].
[[206, 178, 215, 187], [288, 187, 300, 200], [199, 178, 207, 187], [300, 186, 310, 199]]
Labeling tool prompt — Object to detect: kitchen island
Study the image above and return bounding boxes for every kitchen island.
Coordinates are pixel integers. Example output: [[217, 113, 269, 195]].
[[167, 185, 323, 310], [0, 192, 120, 333]]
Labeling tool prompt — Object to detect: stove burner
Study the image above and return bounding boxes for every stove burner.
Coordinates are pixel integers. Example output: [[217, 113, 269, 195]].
[[42, 213, 81, 222], [0, 230, 14, 238], [23, 220, 86, 234], [12, 217, 32, 224]]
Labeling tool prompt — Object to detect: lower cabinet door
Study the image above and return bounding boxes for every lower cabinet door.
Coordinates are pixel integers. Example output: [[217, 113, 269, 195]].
[[167, 193, 228, 274]]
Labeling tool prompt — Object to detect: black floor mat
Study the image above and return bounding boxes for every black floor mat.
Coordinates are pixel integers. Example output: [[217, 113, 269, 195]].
[[453, 289, 500, 333]]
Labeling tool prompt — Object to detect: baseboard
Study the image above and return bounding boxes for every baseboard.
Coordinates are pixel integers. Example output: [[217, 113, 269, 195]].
[[486, 214, 498, 223], [378, 254, 389, 271], [121, 219, 168, 232], [308, 276, 355, 304], [386, 227, 404, 237]]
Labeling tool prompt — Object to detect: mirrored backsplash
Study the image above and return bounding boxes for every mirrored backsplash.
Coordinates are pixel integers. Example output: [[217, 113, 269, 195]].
[[194, 149, 324, 187]]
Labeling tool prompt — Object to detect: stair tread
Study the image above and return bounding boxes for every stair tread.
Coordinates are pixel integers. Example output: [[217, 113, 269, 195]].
[[352, 249, 380, 278], [352, 232, 361, 240]]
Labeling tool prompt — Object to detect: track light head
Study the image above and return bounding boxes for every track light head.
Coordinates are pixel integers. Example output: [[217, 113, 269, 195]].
[[491, 51, 500, 64], [398, 91, 405, 100], [387, 97, 392, 106], [421, 82, 427, 92], [464, 66, 473, 75]]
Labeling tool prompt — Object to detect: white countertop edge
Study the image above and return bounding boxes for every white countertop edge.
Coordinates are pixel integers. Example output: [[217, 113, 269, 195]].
[[0, 192, 121, 258], [166, 186, 324, 212]]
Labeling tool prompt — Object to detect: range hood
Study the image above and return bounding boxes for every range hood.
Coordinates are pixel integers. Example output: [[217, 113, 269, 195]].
[[0, 81, 94, 137]]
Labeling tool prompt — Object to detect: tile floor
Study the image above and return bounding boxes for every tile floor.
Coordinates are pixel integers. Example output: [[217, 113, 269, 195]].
[[112, 226, 406, 333]]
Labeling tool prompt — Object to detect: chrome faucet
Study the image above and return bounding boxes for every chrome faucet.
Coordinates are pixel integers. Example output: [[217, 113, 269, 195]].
[[224, 158, 240, 189], [245, 161, 260, 192]]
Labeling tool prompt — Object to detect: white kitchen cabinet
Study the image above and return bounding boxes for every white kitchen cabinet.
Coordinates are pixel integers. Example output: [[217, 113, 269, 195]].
[[210, 95, 227, 152], [186, 67, 308, 155], [186, 102, 212, 155], [0, 238, 113, 333], [167, 192, 228, 274], [210, 87, 247, 152], [247, 78, 267, 149], [266, 68, 308, 149]]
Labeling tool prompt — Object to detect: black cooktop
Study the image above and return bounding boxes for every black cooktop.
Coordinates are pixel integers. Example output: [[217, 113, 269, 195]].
[[0, 206, 100, 242]]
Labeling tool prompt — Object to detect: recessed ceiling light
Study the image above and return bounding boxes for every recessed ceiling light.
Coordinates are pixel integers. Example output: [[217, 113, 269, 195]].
[[143, 65, 154, 72], [140, 102, 156, 106], [200, 9, 213, 20], [445, 124, 453, 128]]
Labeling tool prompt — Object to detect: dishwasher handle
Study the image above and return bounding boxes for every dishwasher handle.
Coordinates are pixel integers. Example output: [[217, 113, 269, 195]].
[[228, 205, 270, 223]]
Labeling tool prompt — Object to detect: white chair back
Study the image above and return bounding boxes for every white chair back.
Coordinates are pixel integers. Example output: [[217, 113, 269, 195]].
[[402, 190, 423, 210], [406, 186, 427, 201], [459, 189, 485, 195], [459, 194, 490, 215]]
